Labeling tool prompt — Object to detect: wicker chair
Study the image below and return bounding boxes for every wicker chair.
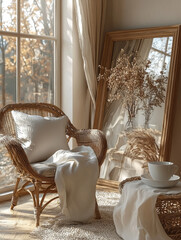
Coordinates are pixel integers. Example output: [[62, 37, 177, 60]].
[[0, 102, 107, 226]]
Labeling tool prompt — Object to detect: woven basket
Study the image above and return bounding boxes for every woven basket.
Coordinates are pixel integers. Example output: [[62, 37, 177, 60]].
[[119, 177, 181, 240]]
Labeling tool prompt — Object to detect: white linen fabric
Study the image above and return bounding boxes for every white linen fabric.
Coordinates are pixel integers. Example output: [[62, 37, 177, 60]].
[[113, 180, 181, 240], [74, 0, 107, 125], [11, 111, 69, 163], [44, 145, 99, 222]]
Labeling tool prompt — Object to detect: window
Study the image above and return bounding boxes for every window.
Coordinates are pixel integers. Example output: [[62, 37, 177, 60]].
[[0, 0, 59, 191], [0, 0, 57, 107], [147, 37, 173, 75]]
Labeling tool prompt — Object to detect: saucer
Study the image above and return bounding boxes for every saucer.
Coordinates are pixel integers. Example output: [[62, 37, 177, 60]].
[[141, 174, 180, 188]]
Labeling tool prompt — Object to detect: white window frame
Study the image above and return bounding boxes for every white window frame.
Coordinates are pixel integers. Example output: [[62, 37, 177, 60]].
[[0, 0, 60, 105]]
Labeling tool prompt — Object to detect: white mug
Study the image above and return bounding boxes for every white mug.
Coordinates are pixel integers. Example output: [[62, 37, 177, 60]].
[[148, 161, 178, 181]]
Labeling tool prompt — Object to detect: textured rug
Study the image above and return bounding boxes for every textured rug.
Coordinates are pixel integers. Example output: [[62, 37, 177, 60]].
[[31, 190, 123, 240]]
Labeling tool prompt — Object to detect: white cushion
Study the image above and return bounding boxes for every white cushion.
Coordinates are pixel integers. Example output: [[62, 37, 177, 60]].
[[31, 162, 56, 177], [12, 111, 70, 163]]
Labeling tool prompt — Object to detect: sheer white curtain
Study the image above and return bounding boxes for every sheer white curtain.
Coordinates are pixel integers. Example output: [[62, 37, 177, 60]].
[[74, 0, 107, 126]]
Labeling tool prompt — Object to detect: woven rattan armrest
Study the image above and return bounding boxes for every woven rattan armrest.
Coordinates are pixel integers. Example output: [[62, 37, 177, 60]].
[[74, 129, 107, 167], [0, 134, 54, 183], [119, 176, 141, 193]]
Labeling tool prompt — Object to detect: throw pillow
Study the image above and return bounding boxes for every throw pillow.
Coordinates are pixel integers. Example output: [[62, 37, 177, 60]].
[[12, 110, 70, 163]]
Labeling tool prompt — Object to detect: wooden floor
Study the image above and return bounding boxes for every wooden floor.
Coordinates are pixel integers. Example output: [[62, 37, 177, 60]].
[[0, 179, 119, 240]]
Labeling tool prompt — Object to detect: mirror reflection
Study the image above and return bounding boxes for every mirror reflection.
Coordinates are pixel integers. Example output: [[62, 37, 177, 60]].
[[99, 36, 173, 182]]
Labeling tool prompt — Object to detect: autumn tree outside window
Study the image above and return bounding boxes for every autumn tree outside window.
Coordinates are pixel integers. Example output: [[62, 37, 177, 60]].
[[0, 0, 57, 107]]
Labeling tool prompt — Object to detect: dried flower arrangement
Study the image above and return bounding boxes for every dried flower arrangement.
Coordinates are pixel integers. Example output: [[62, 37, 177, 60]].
[[98, 49, 168, 128]]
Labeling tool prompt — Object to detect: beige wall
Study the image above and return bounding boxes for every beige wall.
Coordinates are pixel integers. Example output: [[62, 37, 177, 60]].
[[105, 0, 181, 32], [104, 0, 181, 169]]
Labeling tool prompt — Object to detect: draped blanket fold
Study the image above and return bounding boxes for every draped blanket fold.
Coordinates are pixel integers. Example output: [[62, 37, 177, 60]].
[[44, 146, 99, 222], [113, 180, 181, 240]]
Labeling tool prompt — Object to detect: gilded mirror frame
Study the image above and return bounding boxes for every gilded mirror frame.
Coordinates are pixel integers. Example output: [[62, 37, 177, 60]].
[[94, 25, 181, 176]]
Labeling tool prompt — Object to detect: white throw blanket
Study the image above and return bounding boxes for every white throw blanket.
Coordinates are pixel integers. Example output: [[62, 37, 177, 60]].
[[44, 145, 99, 222], [113, 180, 181, 240]]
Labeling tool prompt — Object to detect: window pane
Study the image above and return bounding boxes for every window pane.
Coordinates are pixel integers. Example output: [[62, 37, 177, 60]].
[[0, 36, 16, 108], [152, 37, 167, 52], [147, 50, 165, 74], [20, 38, 54, 103], [0, 146, 17, 190], [0, 0, 16, 32], [167, 37, 173, 55], [21, 0, 54, 36], [165, 56, 171, 75]]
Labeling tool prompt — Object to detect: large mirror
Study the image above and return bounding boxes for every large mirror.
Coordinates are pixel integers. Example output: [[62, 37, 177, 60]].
[[94, 26, 181, 182]]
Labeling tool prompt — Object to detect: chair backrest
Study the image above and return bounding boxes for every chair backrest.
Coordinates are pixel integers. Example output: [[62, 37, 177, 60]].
[[0, 103, 76, 138]]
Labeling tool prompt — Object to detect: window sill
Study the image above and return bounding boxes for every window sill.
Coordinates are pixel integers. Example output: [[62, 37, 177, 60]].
[[0, 190, 13, 202], [0, 184, 34, 203]]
